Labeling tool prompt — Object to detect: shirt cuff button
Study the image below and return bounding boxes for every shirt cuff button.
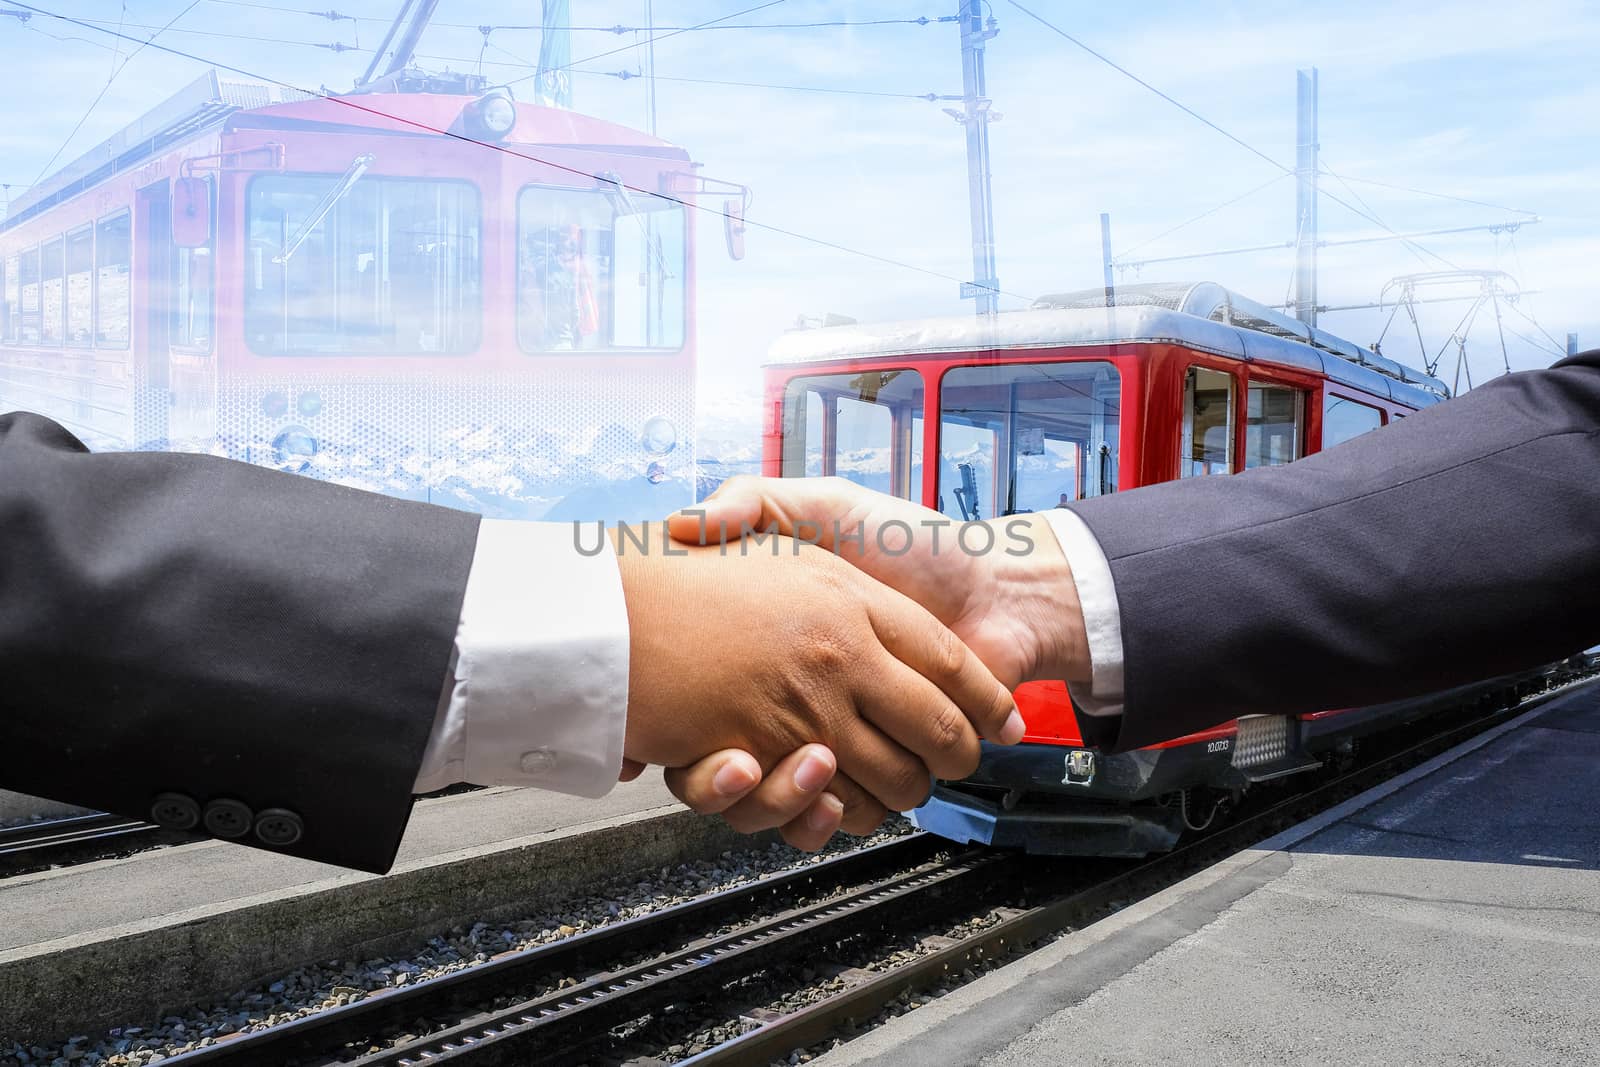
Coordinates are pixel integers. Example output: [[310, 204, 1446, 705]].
[[518, 749, 556, 775]]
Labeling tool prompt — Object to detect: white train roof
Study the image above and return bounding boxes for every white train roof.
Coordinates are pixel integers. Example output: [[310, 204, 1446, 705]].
[[768, 282, 1449, 408]]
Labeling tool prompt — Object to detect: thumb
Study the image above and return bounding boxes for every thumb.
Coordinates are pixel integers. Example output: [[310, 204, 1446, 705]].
[[665, 476, 769, 545]]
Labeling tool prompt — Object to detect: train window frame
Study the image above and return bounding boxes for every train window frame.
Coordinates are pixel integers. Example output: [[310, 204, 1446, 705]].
[[936, 359, 1123, 521], [40, 235, 65, 347], [778, 368, 925, 501], [242, 172, 484, 357], [1243, 379, 1305, 469], [17, 245, 41, 345], [0, 254, 13, 344], [515, 182, 688, 357], [94, 211, 132, 350], [65, 224, 95, 350], [1180, 364, 1236, 477], [1322, 390, 1387, 448]]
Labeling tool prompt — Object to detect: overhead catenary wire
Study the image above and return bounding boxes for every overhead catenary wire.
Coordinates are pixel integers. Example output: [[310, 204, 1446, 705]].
[[1114, 173, 1288, 260], [201, 0, 957, 33], [11, 0, 1036, 307], [1004, 0, 1482, 280], [30, 0, 203, 187], [1317, 169, 1539, 220]]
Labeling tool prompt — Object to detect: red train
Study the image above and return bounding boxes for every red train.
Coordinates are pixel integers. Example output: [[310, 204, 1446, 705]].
[[762, 280, 1482, 855], [0, 68, 745, 522]]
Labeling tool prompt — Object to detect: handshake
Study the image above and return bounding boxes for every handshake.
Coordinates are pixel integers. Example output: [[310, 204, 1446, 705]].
[[615, 476, 1093, 851]]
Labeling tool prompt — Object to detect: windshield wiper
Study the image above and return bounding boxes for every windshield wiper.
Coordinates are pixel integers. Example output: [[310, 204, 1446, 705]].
[[274, 154, 376, 265], [598, 171, 674, 280]]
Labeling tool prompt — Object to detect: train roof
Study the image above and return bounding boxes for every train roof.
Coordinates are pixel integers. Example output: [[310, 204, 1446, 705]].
[[4, 69, 689, 233], [768, 281, 1450, 408]]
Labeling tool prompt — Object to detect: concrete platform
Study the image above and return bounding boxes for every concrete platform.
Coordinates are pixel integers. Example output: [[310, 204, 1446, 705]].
[[0, 771, 761, 1044], [819, 680, 1600, 1067]]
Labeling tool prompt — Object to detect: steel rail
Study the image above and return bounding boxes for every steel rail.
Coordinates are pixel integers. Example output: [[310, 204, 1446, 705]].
[[681, 675, 1595, 1066], [0, 811, 177, 875], [162, 832, 949, 1066], [357, 849, 1008, 1066]]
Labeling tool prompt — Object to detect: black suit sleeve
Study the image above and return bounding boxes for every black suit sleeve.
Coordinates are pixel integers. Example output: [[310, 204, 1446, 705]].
[[1065, 350, 1600, 753], [0, 412, 480, 873]]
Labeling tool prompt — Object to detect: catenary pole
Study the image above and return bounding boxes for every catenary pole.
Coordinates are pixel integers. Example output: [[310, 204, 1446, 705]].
[[957, 0, 999, 315], [1294, 67, 1319, 325]]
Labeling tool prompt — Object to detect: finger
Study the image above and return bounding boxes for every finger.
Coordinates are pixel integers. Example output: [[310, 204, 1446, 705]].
[[779, 793, 844, 851], [662, 750, 763, 815], [857, 659, 984, 781], [618, 758, 647, 783], [819, 772, 891, 836], [867, 592, 1024, 747], [832, 718, 934, 813], [719, 744, 838, 834]]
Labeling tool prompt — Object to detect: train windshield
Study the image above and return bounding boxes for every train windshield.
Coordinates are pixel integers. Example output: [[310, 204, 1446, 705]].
[[780, 369, 925, 500], [517, 185, 686, 353], [244, 176, 482, 355], [938, 361, 1121, 521]]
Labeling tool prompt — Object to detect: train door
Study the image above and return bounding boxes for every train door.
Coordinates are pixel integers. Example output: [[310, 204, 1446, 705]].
[[133, 181, 172, 448], [166, 177, 217, 452]]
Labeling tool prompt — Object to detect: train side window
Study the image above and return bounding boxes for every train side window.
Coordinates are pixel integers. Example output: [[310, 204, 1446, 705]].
[[40, 237, 65, 346], [65, 226, 95, 348], [1244, 381, 1304, 468], [938, 361, 1121, 518], [1181, 366, 1234, 476], [18, 247, 40, 344], [1322, 393, 1384, 448], [95, 213, 131, 348], [779, 369, 925, 500], [0, 256, 13, 343]]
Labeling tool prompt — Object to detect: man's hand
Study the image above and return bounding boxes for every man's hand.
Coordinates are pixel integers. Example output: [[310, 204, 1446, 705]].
[[612, 528, 1023, 814], [659, 477, 1091, 847]]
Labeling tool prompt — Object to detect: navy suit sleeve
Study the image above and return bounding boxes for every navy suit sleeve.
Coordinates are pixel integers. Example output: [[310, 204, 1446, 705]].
[[1065, 351, 1600, 753], [0, 412, 480, 873]]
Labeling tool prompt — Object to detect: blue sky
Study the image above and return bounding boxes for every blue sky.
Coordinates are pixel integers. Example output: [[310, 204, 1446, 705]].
[[4, 0, 1596, 438]]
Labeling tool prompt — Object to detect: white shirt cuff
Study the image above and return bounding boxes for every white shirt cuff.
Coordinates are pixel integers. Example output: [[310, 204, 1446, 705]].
[[1040, 508, 1125, 718], [412, 518, 630, 797]]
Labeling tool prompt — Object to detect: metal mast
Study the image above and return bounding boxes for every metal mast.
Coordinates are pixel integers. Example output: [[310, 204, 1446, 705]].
[[1293, 67, 1319, 325], [956, 0, 999, 316]]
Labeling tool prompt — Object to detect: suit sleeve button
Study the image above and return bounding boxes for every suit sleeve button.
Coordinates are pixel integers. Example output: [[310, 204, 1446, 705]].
[[150, 793, 200, 831], [202, 799, 254, 839], [253, 808, 304, 847]]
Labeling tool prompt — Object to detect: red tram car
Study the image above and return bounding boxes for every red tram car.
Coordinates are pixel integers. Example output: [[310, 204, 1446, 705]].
[[0, 69, 743, 521], [763, 281, 1463, 856]]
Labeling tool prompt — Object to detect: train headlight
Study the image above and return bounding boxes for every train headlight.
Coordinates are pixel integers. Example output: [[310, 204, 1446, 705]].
[[261, 391, 289, 419], [466, 89, 517, 141], [297, 391, 323, 418], [641, 415, 677, 456], [272, 425, 319, 473]]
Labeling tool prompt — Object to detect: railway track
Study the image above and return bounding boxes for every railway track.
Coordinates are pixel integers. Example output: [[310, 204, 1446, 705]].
[[0, 812, 184, 877], [151, 670, 1593, 1067]]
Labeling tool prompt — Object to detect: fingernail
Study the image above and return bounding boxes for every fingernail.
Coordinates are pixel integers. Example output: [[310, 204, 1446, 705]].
[[712, 759, 757, 797], [793, 751, 833, 792], [806, 793, 844, 832], [1000, 709, 1026, 745]]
